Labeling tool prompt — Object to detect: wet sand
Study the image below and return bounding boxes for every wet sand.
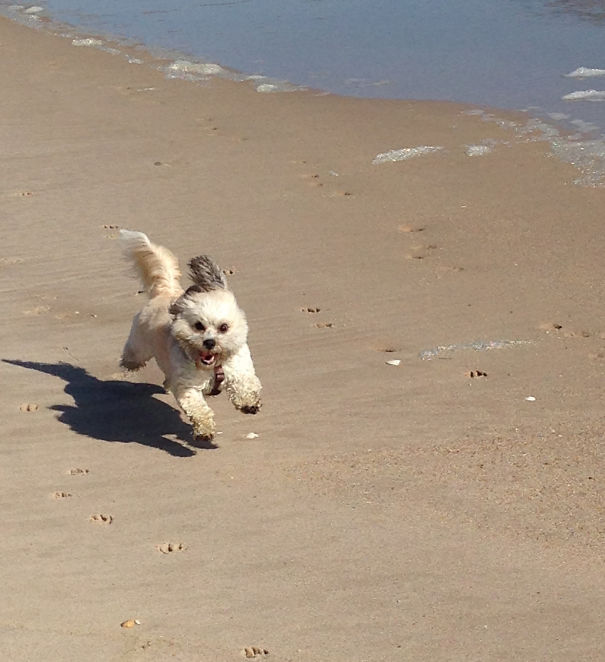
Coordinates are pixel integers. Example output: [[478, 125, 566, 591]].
[[1, 15, 603, 662]]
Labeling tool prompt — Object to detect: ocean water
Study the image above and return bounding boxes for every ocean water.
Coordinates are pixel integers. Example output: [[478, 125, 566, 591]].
[[3, 0, 605, 179]]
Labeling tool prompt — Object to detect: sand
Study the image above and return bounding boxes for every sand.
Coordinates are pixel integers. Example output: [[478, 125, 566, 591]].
[[1, 14, 604, 662]]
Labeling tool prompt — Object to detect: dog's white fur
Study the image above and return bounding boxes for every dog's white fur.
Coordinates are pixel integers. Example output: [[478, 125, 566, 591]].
[[119, 229, 261, 441]]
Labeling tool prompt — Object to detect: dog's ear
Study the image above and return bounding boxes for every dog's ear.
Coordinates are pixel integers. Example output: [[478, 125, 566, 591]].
[[188, 255, 227, 291], [168, 297, 184, 317], [169, 286, 202, 317]]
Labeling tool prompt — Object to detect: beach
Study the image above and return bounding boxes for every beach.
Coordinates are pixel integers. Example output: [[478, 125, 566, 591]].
[[1, 13, 604, 661]]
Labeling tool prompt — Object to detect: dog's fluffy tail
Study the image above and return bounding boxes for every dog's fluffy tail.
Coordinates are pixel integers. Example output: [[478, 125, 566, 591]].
[[119, 229, 182, 298]]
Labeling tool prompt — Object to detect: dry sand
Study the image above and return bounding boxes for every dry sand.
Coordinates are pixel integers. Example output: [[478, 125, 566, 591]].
[[1, 14, 604, 662]]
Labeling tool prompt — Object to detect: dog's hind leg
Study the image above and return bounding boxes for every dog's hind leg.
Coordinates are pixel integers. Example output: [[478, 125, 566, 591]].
[[120, 313, 153, 371], [173, 386, 216, 441]]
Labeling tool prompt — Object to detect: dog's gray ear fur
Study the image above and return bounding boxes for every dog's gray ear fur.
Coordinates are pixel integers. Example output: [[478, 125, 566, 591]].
[[168, 297, 184, 317], [169, 285, 202, 316], [188, 255, 227, 292]]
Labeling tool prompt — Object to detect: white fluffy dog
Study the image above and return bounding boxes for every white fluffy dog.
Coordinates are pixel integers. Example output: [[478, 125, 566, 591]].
[[119, 229, 262, 442]]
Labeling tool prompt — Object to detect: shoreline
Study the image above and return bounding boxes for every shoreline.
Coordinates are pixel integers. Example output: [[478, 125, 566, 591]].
[[1, 13, 604, 662], [4, 2, 605, 143], [5, 2, 605, 190], [4, 0, 605, 141]]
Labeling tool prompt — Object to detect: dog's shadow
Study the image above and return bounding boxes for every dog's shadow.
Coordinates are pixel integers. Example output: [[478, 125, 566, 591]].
[[3, 359, 217, 456]]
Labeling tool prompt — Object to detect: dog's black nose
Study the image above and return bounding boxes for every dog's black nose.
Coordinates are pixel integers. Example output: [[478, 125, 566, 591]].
[[203, 338, 216, 350]]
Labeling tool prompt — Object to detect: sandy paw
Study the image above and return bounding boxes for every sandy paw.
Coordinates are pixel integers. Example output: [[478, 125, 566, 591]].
[[243, 646, 269, 658], [90, 514, 113, 525], [156, 542, 186, 554], [193, 429, 215, 444], [240, 403, 261, 415]]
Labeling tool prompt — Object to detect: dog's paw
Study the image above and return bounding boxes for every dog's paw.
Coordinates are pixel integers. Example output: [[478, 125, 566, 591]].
[[120, 357, 146, 371], [192, 420, 215, 442], [193, 428, 214, 441], [240, 402, 261, 415]]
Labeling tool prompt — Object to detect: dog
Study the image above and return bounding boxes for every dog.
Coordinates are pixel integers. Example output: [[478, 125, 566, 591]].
[[118, 229, 261, 442]]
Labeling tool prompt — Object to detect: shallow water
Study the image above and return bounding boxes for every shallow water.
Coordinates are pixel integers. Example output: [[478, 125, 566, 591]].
[[4, 0, 604, 135], [3, 0, 605, 183]]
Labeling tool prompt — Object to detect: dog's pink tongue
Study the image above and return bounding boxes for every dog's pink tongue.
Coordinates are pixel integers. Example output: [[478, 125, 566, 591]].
[[197, 351, 215, 367]]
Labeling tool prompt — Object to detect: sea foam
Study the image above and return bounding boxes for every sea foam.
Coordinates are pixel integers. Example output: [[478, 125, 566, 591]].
[[564, 67, 605, 79], [372, 146, 444, 164], [562, 90, 605, 102], [168, 60, 227, 77]]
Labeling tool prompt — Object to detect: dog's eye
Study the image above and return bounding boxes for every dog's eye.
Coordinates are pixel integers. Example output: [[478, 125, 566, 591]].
[[219, 323, 229, 333], [194, 321, 205, 331]]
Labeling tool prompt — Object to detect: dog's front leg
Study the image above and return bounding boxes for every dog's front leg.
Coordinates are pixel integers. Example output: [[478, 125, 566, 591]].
[[173, 386, 216, 441], [223, 345, 262, 415]]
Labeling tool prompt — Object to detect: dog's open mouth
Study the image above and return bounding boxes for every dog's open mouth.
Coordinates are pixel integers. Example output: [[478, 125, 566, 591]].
[[196, 350, 217, 368]]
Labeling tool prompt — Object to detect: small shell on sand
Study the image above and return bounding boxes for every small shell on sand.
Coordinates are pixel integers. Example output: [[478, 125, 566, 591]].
[[120, 619, 137, 628], [245, 432, 259, 439], [385, 359, 401, 366]]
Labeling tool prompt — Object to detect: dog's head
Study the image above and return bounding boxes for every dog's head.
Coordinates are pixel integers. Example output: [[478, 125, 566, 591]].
[[169, 285, 248, 368]]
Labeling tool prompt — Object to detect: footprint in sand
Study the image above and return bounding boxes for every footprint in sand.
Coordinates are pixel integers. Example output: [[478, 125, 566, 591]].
[[398, 224, 425, 234], [405, 244, 438, 261], [222, 267, 236, 276], [375, 345, 400, 354], [302, 173, 323, 188], [300, 172, 352, 197], [68, 467, 89, 476], [52, 491, 73, 499], [156, 542, 186, 554], [22, 305, 51, 316], [398, 225, 439, 260], [19, 402, 39, 412], [538, 322, 593, 338], [589, 348, 605, 361], [466, 370, 488, 378], [242, 646, 269, 658], [102, 224, 121, 240], [0, 256, 25, 267], [301, 306, 334, 327], [90, 514, 113, 525], [7, 191, 34, 198]]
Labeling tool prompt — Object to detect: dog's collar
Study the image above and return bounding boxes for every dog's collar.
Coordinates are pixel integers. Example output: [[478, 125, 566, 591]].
[[210, 364, 224, 396]]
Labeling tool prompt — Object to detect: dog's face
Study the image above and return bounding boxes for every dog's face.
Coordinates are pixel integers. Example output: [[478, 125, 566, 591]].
[[169, 286, 248, 368]]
